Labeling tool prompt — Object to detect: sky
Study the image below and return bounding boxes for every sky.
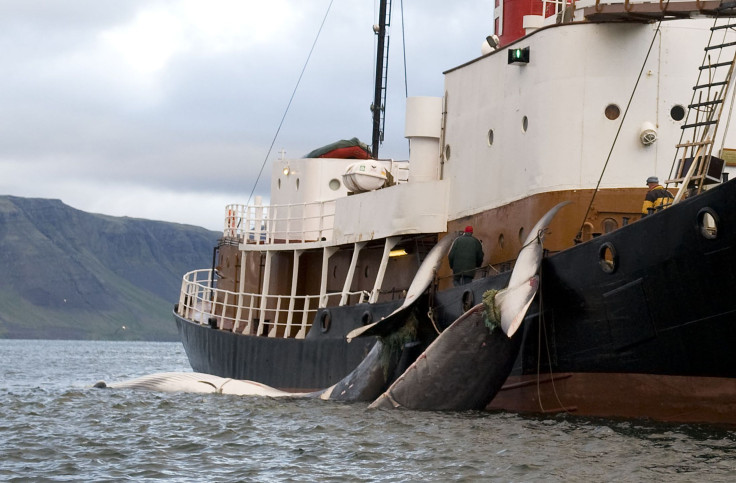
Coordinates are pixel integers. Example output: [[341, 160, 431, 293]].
[[0, 0, 492, 230]]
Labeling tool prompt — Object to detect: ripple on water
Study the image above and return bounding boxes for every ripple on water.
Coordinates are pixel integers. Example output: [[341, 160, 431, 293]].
[[2, 340, 736, 481]]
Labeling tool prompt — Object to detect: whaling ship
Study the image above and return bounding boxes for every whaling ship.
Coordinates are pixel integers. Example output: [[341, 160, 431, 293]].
[[174, 0, 736, 424]]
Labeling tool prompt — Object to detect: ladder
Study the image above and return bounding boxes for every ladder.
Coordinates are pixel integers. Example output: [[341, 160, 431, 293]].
[[668, 10, 736, 200]]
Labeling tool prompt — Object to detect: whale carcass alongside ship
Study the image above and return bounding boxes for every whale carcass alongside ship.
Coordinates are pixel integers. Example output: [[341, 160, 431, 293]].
[[163, 0, 736, 424], [106, 202, 564, 410]]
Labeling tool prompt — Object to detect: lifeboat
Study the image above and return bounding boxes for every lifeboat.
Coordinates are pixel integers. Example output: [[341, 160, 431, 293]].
[[342, 161, 387, 193]]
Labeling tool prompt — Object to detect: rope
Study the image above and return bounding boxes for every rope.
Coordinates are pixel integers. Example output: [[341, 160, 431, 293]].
[[245, 0, 335, 206], [535, 259, 571, 414], [427, 308, 442, 335], [574, 10, 668, 242]]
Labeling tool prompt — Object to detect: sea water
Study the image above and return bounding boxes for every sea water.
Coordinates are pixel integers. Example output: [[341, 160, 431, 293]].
[[1, 339, 735, 482]]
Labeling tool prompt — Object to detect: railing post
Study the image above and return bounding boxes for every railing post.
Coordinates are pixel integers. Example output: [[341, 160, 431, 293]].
[[318, 202, 324, 241], [269, 296, 282, 337], [285, 250, 303, 338], [244, 294, 255, 334], [320, 247, 338, 307], [371, 236, 400, 303], [286, 203, 292, 243], [184, 278, 194, 319], [234, 252, 247, 333], [178, 275, 187, 315], [255, 196, 264, 245], [340, 242, 367, 306], [257, 251, 273, 335], [245, 204, 252, 242], [296, 296, 311, 339]]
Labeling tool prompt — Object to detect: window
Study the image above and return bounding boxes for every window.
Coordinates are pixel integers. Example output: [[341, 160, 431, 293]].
[[605, 104, 620, 120]]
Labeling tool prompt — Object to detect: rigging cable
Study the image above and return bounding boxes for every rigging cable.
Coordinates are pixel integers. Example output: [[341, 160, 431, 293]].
[[400, 0, 410, 154], [245, 0, 335, 206], [400, 0, 408, 99], [574, 6, 669, 242]]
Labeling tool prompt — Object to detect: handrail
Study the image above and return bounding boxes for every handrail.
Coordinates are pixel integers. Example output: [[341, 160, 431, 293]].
[[223, 200, 336, 245], [542, 0, 573, 17], [176, 269, 367, 339]]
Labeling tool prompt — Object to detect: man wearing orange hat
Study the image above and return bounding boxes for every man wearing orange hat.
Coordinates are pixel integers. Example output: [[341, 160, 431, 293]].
[[448, 225, 484, 286]]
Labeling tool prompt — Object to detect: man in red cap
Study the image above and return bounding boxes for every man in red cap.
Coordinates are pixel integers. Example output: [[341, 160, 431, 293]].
[[448, 225, 484, 286]]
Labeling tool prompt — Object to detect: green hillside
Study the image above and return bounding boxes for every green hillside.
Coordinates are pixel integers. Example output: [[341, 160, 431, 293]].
[[0, 196, 219, 341]]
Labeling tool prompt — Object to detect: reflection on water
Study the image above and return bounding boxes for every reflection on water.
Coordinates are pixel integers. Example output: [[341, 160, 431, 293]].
[[1, 340, 735, 481]]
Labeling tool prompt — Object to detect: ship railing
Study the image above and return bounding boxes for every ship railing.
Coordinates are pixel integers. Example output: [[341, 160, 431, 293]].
[[541, 0, 573, 18], [176, 269, 367, 339], [223, 200, 336, 245]]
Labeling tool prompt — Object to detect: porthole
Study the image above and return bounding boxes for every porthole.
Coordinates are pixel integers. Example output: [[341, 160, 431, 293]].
[[602, 218, 618, 234], [518, 227, 525, 243], [445, 144, 452, 161], [278, 179, 281, 189], [599, 242, 617, 273], [697, 208, 718, 239], [320, 310, 332, 333], [361, 311, 373, 326], [498, 233, 505, 248], [522, 116, 529, 133], [296, 178, 300, 190], [670, 104, 686, 122], [605, 104, 621, 120], [329, 178, 341, 191], [487, 129, 494, 146]]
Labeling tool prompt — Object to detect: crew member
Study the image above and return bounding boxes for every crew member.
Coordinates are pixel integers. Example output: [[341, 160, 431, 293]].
[[448, 226, 484, 286], [641, 176, 674, 217]]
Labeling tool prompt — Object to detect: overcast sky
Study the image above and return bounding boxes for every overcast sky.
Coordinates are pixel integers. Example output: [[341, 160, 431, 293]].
[[0, 0, 492, 230]]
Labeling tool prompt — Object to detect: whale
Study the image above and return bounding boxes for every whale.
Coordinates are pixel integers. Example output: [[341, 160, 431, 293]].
[[368, 302, 522, 410], [97, 372, 295, 397], [367, 201, 569, 410]]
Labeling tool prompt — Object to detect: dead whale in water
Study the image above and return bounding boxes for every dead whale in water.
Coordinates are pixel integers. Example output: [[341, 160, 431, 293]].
[[367, 201, 568, 410], [96, 372, 295, 397], [368, 303, 520, 410]]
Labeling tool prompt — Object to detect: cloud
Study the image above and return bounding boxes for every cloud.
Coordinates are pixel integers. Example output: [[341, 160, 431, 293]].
[[0, 0, 492, 231]]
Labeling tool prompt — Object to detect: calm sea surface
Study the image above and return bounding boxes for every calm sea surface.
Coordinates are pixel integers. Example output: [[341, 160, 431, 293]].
[[1, 339, 735, 482]]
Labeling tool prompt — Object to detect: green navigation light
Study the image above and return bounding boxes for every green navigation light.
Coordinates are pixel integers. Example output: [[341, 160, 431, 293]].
[[507, 47, 530, 65]]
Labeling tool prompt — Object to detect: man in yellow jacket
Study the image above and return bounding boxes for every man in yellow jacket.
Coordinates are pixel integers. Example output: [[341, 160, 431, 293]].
[[641, 176, 674, 217]]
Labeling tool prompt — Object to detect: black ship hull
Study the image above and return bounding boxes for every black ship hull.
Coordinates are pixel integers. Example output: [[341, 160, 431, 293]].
[[175, 179, 736, 422], [174, 299, 400, 391]]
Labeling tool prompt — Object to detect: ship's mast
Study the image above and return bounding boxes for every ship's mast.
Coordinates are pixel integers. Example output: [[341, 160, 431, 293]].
[[371, 0, 391, 159]]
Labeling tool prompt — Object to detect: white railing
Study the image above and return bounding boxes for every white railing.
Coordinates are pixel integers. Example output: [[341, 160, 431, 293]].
[[176, 269, 368, 339], [223, 200, 336, 245], [542, 0, 573, 18]]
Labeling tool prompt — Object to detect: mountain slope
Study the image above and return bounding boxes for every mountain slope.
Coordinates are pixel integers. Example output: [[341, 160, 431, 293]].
[[0, 196, 219, 340]]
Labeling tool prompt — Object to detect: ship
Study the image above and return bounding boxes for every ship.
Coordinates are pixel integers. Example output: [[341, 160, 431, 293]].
[[173, 0, 736, 424]]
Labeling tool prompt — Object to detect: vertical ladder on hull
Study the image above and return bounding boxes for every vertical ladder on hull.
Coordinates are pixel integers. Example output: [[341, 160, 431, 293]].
[[668, 11, 736, 199]]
